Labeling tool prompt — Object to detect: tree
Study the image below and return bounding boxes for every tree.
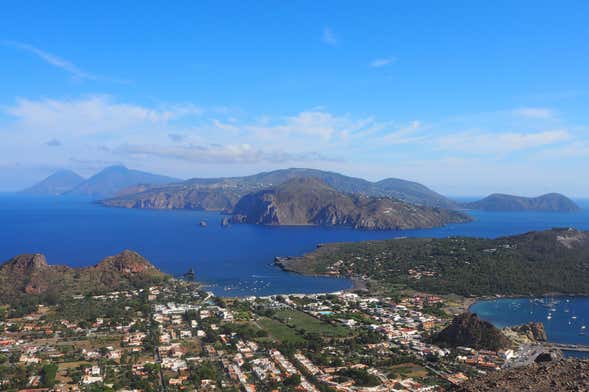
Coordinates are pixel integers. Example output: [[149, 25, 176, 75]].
[[41, 363, 58, 387]]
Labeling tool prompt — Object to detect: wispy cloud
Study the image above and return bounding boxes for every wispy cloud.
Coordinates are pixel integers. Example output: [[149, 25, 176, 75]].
[[370, 56, 396, 68], [380, 121, 425, 145], [3, 41, 96, 80], [322, 27, 337, 46], [118, 143, 341, 164], [513, 107, 555, 119], [4, 96, 203, 135], [436, 129, 571, 154]]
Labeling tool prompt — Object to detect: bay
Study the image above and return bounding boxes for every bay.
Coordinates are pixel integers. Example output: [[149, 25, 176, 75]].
[[1, 194, 588, 297], [471, 297, 589, 358]]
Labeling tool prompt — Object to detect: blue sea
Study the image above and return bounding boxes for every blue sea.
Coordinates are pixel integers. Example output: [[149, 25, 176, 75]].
[[0, 194, 588, 298], [471, 297, 589, 358]]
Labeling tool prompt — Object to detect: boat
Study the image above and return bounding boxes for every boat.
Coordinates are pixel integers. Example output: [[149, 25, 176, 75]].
[[547, 314, 552, 320], [572, 316, 578, 320], [199, 220, 208, 227]]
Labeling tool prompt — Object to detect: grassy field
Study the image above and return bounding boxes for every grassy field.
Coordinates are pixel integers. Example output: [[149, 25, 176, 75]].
[[273, 309, 349, 337], [256, 317, 306, 344], [389, 363, 429, 379]]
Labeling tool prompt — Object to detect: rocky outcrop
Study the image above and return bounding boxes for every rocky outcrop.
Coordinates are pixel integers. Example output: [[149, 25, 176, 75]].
[[464, 193, 581, 212], [434, 313, 512, 351], [231, 177, 470, 230], [506, 322, 547, 342], [453, 359, 589, 391], [0, 251, 167, 305]]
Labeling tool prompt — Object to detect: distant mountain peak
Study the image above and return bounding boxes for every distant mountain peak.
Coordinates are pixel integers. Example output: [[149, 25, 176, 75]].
[[20, 169, 85, 195], [66, 166, 181, 199]]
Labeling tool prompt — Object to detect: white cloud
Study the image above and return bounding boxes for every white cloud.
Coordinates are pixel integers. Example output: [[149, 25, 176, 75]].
[[380, 121, 424, 144], [4, 96, 202, 135], [118, 143, 340, 164], [513, 107, 555, 119], [214, 110, 376, 142], [436, 129, 571, 154], [370, 56, 397, 68], [322, 27, 337, 46], [3, 41, 95, 80]]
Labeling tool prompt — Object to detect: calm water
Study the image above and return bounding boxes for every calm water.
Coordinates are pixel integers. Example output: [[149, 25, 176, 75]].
[[1, 194, 588, 297], [471, 297, 589, 358]]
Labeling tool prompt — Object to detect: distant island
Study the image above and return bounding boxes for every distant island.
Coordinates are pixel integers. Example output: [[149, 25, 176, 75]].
[[230, 177, 471, 230], [463, 193, 580, 212], [20, 169, 85, 195], [101, 167, 459, 210], [0, 250, 167, 306], [21, 165, 180, 198], [276, 228, 589, 296]]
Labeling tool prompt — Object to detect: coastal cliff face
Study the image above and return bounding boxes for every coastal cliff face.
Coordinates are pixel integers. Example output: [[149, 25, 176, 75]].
[[0, 250, 167, 305], [103, 184, 245, 211], [433, 312, 512, 351], [464, 193, 581, 212], [231, 177, 470, 230]]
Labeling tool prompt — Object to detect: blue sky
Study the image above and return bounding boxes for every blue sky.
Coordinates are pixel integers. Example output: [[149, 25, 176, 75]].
[[1, 1, 588, 196]]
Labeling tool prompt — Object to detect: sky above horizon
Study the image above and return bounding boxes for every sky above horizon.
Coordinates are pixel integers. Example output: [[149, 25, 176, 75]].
[[1, 1, 588, 196]]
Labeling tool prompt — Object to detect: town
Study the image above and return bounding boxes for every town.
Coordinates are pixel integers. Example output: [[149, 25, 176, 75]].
[[0, 279, 543, 392]]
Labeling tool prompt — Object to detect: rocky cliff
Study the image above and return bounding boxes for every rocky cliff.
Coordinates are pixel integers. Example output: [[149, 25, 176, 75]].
[[230, 177, 470, 230], [505, 322, 547, 343]]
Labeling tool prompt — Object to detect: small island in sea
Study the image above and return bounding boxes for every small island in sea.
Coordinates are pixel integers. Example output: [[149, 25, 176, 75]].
[[463, 193, 581, 212]]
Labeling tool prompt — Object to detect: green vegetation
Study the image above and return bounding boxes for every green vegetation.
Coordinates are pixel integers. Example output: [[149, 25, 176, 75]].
[[257, 317, 306, 345], [273, 310, 349, 337], [281, 229, 589, 296], [338, 367, 380, 387]]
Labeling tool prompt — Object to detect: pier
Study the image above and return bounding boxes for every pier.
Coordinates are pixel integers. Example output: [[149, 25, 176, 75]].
[[543, 343, 589, 353]]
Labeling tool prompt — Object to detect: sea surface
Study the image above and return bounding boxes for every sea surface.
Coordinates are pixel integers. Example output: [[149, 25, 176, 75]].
[[0, 194, 588, 297], [471, 297, 589, 358]]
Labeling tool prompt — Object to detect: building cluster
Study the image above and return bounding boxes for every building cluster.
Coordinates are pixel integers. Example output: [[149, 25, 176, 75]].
[[0, 279, 538, 392]]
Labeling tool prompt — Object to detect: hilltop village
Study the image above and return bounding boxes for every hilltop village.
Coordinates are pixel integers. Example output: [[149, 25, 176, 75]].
[[0, 277, 555, 392]]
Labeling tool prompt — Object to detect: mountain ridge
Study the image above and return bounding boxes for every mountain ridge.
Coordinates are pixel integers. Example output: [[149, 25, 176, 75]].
[[101, 167, 459, 211]]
